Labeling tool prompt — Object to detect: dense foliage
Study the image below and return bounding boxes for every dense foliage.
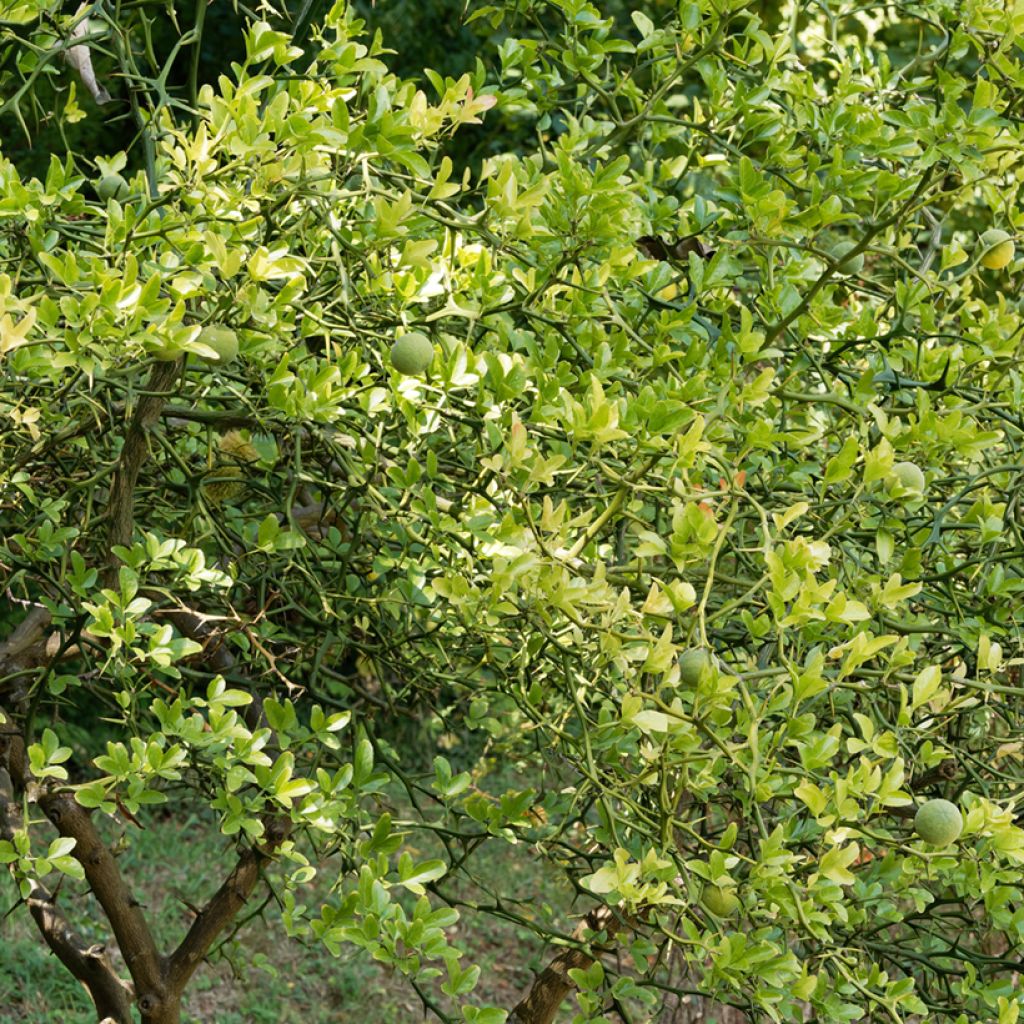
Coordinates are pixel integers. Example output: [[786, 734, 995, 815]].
[[2, 1, 1024, 1022]]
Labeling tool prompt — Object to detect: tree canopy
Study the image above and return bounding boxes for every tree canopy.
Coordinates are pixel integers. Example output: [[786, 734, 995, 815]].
[[2, 1, 1024, 1022]]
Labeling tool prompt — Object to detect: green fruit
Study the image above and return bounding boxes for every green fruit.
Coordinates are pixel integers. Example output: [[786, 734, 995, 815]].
[[701, 885, 740, 917], [197, 325, 239, 363], [142, 333, 175, 361], [979, 229, 1015, 270], [914, 799, 963, 847], [97, 172, 129, 201], [149, 333, 183, 361], [390, 332, 434, 375], [891, 460, 925, 494], [827, 240, 865, 276], [678, 648, 715, 686]]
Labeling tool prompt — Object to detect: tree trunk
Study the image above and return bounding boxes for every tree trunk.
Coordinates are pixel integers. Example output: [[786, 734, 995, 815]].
[[139, 993, 181, 1024]]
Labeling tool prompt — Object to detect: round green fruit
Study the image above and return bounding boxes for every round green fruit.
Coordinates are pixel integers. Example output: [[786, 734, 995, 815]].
[[701, 885, 740, 917], [914, 799, 963, 847], [678, 648, 715, 686], [151, 342, 181, 362], [891, 460, 925, 494], [197, 325, 239, 364], [827, 240, 864, 276], [979, 229, 1015, 270], [390, 332, 434, 375], [97, 172, 129, 202]]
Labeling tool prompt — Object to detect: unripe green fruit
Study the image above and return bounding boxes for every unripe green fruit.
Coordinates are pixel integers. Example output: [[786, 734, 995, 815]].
[[150, 339, 180, 362], [678, 648, 715, 686], [891, 461, 925, 494], [97, 173, 129, 201], [390, 332, 434, 375], [914, 799, 963, 847], [701, 885, 740, 917], [827, 240, 864, 276], [197, 325, 239, 364], [979, 229, 1015, 270]]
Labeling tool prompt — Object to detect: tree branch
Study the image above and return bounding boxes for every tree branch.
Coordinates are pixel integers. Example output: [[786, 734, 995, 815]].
[[150, 611, 289, 993], [0, 767, 133, 1022], [0, 730, 169, 1018], [165, 817, 289, 994], [38, 790, 166, 999], [105, 359, 183, 577], [509, 906, 631, 1024], [0, 605, 52, 677]]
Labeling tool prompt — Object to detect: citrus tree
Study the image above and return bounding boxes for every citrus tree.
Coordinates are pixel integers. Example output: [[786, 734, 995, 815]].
[[2, 1, 1024, 1022]]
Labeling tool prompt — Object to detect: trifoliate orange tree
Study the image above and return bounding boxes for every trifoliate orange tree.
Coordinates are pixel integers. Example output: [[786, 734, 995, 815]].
[[1, 1, 1024, 1022]]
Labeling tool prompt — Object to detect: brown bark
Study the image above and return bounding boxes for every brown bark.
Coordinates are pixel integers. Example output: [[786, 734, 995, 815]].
[[0, 730, 168, 1012], [511, 905, 753, 1024], [0, 768, 134, 1023], [167, 816, 289, 993], [162, 607, 236, 675], [105, 358, 183, 575], [39, 788, 169, 1015], [0, 604, 53, 686], [510, 907, 630, 1024], [0, 605, 51, 665], [27, 888, 136, 1024]]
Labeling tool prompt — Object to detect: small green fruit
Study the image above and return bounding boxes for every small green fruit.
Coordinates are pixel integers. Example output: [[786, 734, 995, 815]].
[[678, 648, 715, 686], [979, 229, 1015, 270], [701, 885, 740, 917], [97, 172, 129, 202], [197, 325, 239, 364], [827, 240, 864, 276], [890, 460, 925, 495], [914, 799, 963, 847], [390, 332, 434, 375]]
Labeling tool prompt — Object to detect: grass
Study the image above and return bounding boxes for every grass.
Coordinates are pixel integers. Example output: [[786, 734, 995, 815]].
[[0, 780, 573, 1022]]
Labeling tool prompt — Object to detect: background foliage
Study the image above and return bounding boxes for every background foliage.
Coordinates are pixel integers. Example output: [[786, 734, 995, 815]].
[[2, 0, 1024, 1022]]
